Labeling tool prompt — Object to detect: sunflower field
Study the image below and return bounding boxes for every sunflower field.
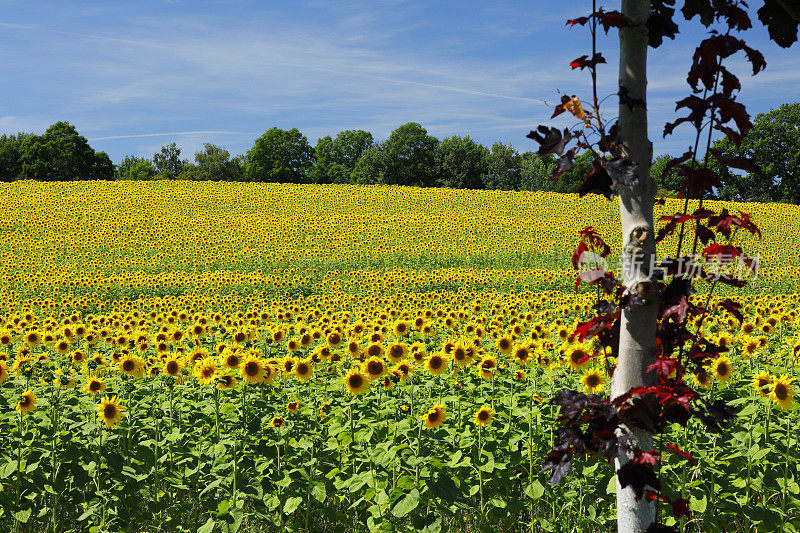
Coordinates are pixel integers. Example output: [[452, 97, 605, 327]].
[[0, 180, 798, 532]]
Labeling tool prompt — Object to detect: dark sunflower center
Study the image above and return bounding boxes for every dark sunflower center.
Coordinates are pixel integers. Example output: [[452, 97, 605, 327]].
[[104, 405, 117, 418], [90, 381, 101, 391], [586, 375, 600, 387], [775, 384, 788, 400], [245, 362, 259, 376], [367, 362, 382, 375], [349, 375, 363, 388], [478, 411, 489, 421], [122, 361, 134, 371], [430, 357, 442, 369]]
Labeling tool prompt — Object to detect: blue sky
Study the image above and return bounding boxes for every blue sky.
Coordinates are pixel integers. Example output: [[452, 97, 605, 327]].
[[1, 0, 797, 163]]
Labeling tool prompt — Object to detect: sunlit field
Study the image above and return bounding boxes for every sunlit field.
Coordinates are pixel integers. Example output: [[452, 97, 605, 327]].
[[0, 181, 798, 532]]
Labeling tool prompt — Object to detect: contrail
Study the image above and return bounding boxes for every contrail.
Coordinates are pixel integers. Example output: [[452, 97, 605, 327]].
[[88, 131, 260, 141], [1, 22, 548, 105]]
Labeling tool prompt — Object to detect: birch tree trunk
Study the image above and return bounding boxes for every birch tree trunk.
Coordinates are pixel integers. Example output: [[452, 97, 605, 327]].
[[612, 1, 657, 532]]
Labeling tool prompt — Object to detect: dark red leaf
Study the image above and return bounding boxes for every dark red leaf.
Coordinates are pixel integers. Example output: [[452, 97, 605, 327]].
[[551, 94, 572, 120], [718, 298, 744, 322], [647, 0, 680, 48], [708, 148, 762, 175], [632, 449, 662, 466], [695, 223, 715, 245], [703, 243, 741, 262], [570, 53, 606, 70], [527, 126, 575, 156], [758, 0, 800, 48], [665, 442, 695, 465], [670, 498, 692, 519], [617, 462, 661, 499], [572, 241, 589, 269], [578, 159, 614, 199]]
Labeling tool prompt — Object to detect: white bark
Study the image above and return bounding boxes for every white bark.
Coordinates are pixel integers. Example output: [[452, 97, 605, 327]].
[[612, 1, 657, 532]]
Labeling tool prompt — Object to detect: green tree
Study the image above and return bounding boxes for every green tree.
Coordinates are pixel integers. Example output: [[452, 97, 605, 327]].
[[92, 151, 115, 180], [351, 145, 382, 185], [244, 128, 313, 183], [366, 123, 439, 187], [194, 143, 243, 181], [128, 160, 158, 180], [315, 129, 375, 184], [116, 155, 151, 180], [435, 135, 488, 189], [649, 154, 682, 195], [519, 152, 557, 191], [714, 102, 800, 203], [19, 122, 101, 181], [0, 133, 30, 181], [153, 142, 186, 178], [482, 142, 521, 190]]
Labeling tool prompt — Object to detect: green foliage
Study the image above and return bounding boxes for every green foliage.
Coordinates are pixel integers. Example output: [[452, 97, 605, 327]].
[[127, 161, 158, 181], [434, 135, 488, 189], [519, 153, 557, 191], [0, 133, 30, 181], [311, 130, 374, 184], [152, 142, 187, 176], [194, 143, 243, 181], [18, 122, 112, 181], [482, 142, 521, 190], [650, 153, 683, 194], [353, 123, 439, 187], [715, 102, 800, 204], [244, 128, 313, 183]]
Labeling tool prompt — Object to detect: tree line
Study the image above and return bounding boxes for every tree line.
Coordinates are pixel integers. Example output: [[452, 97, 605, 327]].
[[1, 102, 797, 202]]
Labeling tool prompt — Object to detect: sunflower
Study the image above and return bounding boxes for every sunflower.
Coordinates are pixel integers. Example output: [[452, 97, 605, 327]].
[[326, 331, 343, 348], [0, 361, 8, 385], [579, 368, 606, 394], [739, 335, 760, 360], [271, 416, 285, 428], [96, 396, 124, 428], [84, 376, 106, 395], [769, 374, 796, 409], [282, 356, 297, 375], [286, 401, 299, 413], [474, 405, 493, 426], [751, 371, 773, 397], [393, 320, 411, 337], [451, 340, 471, 367], [261, 363, 278, 385], [513, 369, 526, 382], [564, 342, 593, 371], [708, 356, 733, 382], [422, 404, 446, 430], [496, 335, 513, 356], [386, 342, 407, 363], [55, 339, 71, 355], [240, 353, 266, 383], [16, 389, 37, 415], [118, 354, 145, 378], [221, 348, 242, 370], [194, 358, 218, 386], [343, 368, 370, 395], [478, 356, 497, 380], [393, 362, 412, 381], [294, 358, 313, 381], [364, 356, 387, 380], [188, 348, 208, 365], [512, 343, 534, 366], [24, 331, 41, 347], [163, 355, 183, 377], [217, 374, 237, 389], [425, 353, 448, 376], [365, 342, 384, 359], [346, 340, 362, 358], [691, 370, 713, 389]]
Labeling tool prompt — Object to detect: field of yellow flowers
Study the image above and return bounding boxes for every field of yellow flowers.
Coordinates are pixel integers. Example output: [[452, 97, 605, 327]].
[[0, 180, 798, 532]]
